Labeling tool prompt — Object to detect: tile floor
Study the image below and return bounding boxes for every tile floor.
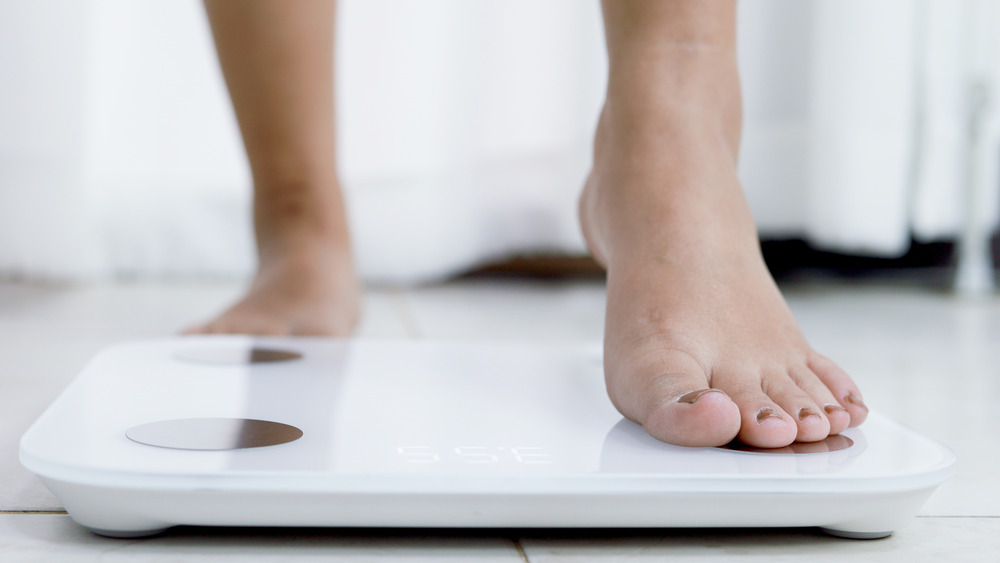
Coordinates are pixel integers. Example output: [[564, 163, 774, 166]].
[[1, 277, 998, 561]]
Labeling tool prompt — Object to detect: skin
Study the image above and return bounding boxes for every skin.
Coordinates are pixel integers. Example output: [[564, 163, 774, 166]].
[[189, 0, 360, 337], [190, 0, 868, 448], [581, 0, 868, 448]]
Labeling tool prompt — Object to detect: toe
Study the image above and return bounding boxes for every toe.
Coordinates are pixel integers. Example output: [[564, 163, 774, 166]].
[[720, 376, 799, 448], [788, 365, 851, 435], [821, 402, 851, 435], [191, 311, 291, 337], [185, 321, 229, 335], [181, 324, 209, 336], [643, 388, 742, 447], [611, 350, 741, 447], [762, 370, 830, 443], [808, 353, 868, 427]]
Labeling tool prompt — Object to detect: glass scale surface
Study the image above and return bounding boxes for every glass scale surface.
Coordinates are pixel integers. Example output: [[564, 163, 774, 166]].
[[20, 337, 955, 539]]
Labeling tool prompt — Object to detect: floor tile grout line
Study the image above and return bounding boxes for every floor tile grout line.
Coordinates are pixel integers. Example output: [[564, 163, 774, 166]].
[[917, 515, 1000, 519], [513, 538, 531, 563], [388, 287, 423, 339]]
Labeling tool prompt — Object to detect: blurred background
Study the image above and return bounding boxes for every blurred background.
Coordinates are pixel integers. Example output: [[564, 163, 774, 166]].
[[1, 0, 999, 287]]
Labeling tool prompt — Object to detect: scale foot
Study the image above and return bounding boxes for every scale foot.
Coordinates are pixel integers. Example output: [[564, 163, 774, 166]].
[[90, 527, 169, 539], [820, 527, 893, 540]]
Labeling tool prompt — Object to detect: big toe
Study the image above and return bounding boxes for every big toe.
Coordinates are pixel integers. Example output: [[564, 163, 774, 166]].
[[644, 388, 742, 447], [610, 350, 741, 447]]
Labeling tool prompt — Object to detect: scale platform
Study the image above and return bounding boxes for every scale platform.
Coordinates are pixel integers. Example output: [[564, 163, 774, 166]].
[[20, 337, 955, 539]]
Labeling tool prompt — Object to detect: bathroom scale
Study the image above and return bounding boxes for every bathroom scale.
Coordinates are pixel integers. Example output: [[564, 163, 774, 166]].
[[20, 337, 955, 539]]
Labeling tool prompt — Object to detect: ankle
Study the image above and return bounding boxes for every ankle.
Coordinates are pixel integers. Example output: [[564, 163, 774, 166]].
[[602, 52, 742, 156], [257, 233, 352, 263], [583, 111, 756, 269], [253, 176, 352, 249]]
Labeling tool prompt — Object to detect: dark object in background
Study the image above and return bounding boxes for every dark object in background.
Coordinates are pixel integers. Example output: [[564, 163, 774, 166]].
[[760, 238, 956, 287], [464, 238, 973, 289]]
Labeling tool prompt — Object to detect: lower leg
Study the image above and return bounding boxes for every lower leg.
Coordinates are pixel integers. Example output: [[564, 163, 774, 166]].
[[188, 0, 359, 336], [584, 0, 867, 447]]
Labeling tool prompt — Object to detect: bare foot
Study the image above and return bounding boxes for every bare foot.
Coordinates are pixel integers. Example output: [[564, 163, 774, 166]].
[[580, 68, 867, 449], [184, 243, 359, 337], [198, 0, 356, 337], [184, 181, 361, 337]]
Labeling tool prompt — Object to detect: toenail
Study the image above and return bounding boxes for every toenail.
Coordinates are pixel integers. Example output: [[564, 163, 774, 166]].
[[797, 407, 821, 421], [675, 389, 726, 404], [823, 403, 848, 415], [755, 407, 782, 424], [844, 392, 868, 412]]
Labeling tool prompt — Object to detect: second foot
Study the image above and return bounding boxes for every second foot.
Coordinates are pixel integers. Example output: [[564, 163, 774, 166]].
[[183, 246, 361, 337]]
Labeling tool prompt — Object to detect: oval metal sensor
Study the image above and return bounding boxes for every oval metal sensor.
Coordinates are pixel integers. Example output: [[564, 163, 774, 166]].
[[721, 434, 854, 454], [174, 347, 302, 365], [126, 418, 303, 450]]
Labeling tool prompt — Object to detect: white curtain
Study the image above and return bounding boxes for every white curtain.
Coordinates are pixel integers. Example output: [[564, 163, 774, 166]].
[[0, 0, 996, 284]]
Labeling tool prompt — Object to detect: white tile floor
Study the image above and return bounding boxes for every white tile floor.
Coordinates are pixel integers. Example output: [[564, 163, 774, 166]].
[[2, 278, 999, 560]]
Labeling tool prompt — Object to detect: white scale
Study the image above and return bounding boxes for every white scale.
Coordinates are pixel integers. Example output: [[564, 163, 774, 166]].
[[20, 337, 955, 539]]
